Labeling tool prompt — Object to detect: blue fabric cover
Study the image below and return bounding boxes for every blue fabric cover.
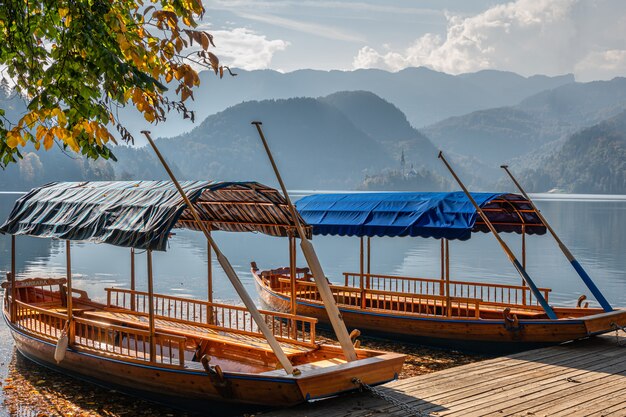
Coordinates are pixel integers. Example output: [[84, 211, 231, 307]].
[[295, 192, 519, 240]]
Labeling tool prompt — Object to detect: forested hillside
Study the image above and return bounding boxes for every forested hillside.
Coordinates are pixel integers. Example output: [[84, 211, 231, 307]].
[[424, 77, 626, 166], [115, 96, 399, 189], [515, 111, 626, 194], [2, 73, 624, 194]]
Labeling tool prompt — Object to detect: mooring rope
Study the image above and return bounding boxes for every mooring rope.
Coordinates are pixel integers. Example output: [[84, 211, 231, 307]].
[[352, 378, 432, 417], [610, 322, 626, 346]]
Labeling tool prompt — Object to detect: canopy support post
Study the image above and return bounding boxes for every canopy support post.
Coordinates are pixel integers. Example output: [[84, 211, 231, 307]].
[[289, 233, 297, 316], [10, 235, 16, 323], [501, 165, 612, 312], [445, 239, 451, 317], [521, 225, 527, 305], [207, 233, 213, 324], [522, 225, 526, 269], [439, 152, 557, 319], [360, 237, 365, 309], [440, 239, 445, 296], [252, 121, 358, 362], [65, 240, 74, 345], [147, 249, 156, 363], [130, 248, 136, 311], [142, 130, 297, 375], [366, 237, 371, 287]]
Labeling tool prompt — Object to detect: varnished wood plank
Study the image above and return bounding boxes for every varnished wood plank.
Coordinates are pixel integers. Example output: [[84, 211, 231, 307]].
[[388, 345, 577, 390], [394, 345, 616, 399], [583, 394, 626, 417], [495, 370, 626, 417], [442, 360, 626, 416], [264, 335, 626, 417], [547, 385, 626, 416]]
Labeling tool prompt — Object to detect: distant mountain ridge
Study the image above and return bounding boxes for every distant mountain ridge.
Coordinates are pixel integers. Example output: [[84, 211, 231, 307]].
[[114, 93, 429, 189], [116, 67, 574, 142], [514, 111, 626, 194], [1, 71, 624, 195], [423, 77, 626, 169]]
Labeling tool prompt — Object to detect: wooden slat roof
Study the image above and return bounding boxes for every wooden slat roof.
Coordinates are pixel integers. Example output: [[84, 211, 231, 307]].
[[0, 181, 309, 251]]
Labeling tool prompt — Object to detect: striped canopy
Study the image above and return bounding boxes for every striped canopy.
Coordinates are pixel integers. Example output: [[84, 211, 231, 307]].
[[0, 181, 308, 251]]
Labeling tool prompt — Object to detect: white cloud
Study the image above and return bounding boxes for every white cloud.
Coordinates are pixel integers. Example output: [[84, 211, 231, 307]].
[[352, 0, 626, 81], [575, 49, 626, 80], [192, 27, 289, 70]]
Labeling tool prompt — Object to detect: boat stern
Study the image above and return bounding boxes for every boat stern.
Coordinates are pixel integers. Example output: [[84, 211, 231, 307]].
[[583, 308, 626, 335], [259, 349, 405, 402]]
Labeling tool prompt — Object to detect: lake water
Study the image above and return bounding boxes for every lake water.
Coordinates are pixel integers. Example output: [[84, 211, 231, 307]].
[[0, 191, 625, 414], [0, 191, 624, 308]]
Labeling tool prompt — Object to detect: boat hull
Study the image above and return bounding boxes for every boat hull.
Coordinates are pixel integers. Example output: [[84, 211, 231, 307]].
[[8, 321, 302, 410], [254, 272, 626, 353], [4, 310, 403, 411]]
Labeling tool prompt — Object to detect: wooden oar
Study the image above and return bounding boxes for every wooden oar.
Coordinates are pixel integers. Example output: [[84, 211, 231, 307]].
[[252, 121, 358, 362], [501, 165, 612, 312], [438, 152, 557, 319], [141, 130, 297, 375]]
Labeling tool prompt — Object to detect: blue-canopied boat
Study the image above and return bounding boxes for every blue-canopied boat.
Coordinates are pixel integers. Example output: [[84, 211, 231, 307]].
[[253, 191, 626, 352], [1, 181, 404, 410]]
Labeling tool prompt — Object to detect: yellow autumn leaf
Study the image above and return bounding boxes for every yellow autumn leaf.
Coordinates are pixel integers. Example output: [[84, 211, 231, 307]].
[[36, 125, 47, 141], [17, 132, 26, 146], [83, 121, 94, 135], [143, 111, 155, 122], [6, 131, 18, 148], [59, 8, 69, 18], [43, 131, 54, 150], [123, 88, 132, 102], [21, 112, 37, 128], [52, 108, 67, 125], [64, 134, 79, 152], [132, 88, 143, 104]]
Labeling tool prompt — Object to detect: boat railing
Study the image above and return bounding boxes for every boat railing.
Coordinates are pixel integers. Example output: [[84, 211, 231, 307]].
[[13, 299, 185, 367], [106, 288, 317, 347], [73, 316, 185, 367], [274, 277, 480, 319], [343, 272, 551, 308], [13, 299, 66, 340]]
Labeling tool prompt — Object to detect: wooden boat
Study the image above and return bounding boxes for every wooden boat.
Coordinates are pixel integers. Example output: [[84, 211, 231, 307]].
[[0, 181, 404, 410], [253, 191, 626, 352]]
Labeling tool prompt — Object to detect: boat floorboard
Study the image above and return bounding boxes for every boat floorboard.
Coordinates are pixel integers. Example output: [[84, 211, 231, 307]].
[[82, 310, 314, 356], [264, 333, 626, 416]]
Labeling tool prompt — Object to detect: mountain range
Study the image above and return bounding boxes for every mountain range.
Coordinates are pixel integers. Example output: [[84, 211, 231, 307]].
[[423, 77, 626, 167], [113, 92, 426, 189], [117, 67, 574, 142], [1, 68, 625, 194]]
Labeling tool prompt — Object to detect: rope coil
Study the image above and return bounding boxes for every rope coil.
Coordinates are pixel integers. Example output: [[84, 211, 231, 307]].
[[351, 377, 432, 417]]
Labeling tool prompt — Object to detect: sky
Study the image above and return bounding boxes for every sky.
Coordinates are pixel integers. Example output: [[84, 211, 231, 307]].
[[201, 0, 626, 81]]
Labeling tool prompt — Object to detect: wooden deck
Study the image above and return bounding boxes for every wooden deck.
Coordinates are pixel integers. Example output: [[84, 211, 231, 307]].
[[265, 333, 626, 416]]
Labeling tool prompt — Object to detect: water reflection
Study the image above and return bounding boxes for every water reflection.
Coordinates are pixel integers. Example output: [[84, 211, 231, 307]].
[[0, 193, 624, 310], [0, 191, 625, 415]]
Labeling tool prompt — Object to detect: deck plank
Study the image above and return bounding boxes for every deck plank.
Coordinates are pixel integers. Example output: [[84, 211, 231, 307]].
[[264, 334, 626, 417]]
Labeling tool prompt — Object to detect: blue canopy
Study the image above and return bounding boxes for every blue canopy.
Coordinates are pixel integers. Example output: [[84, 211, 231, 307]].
[[295, 192, 546, 240]]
